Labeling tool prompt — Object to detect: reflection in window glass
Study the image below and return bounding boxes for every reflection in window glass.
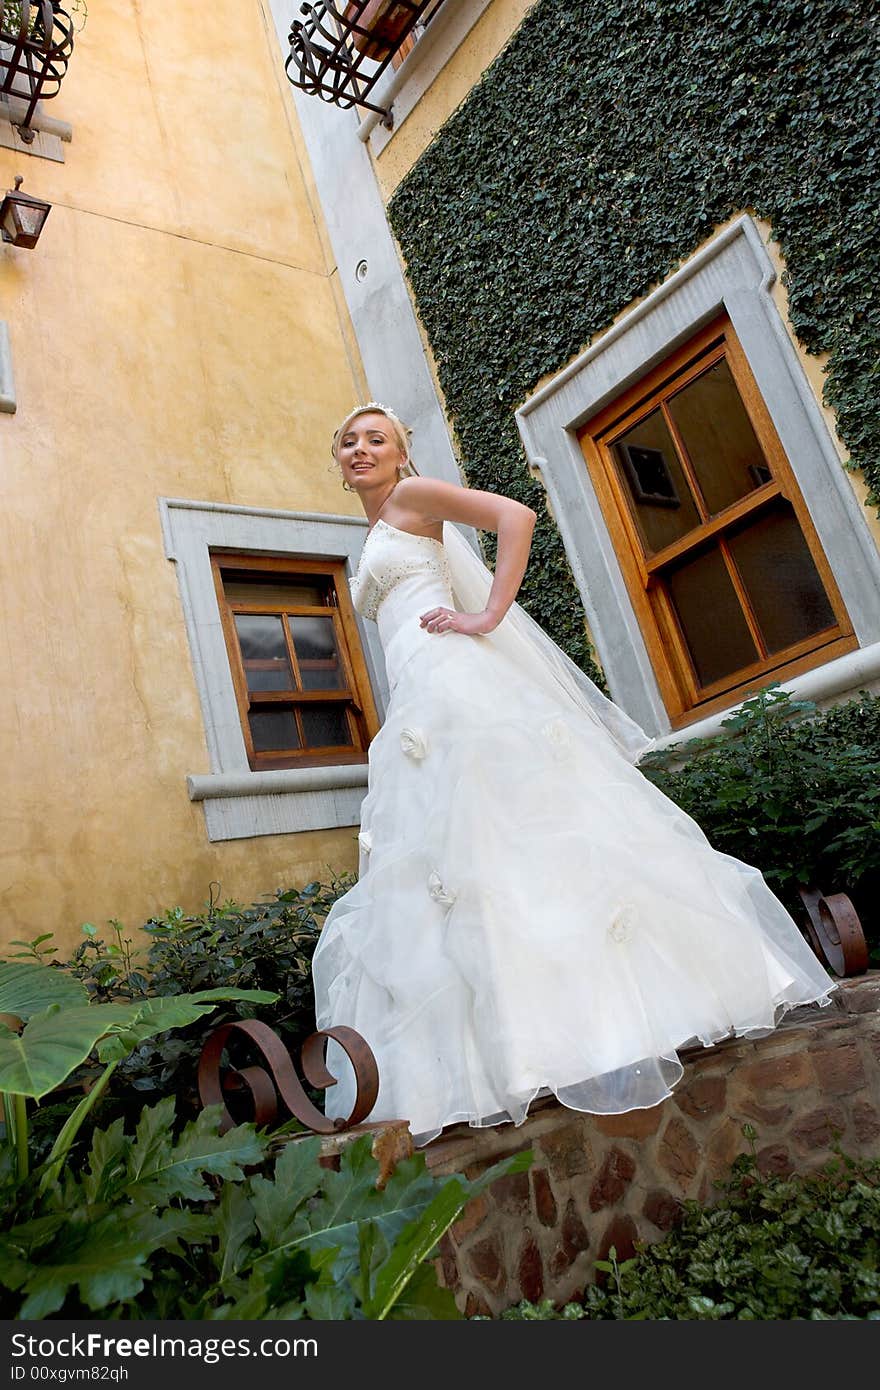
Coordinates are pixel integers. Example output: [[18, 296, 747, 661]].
[[301, 704, 351, 748], [288, 615, 345, 691], [248, 708, 301, 752], [667, 358, 771, 515], [729, 504, 836, 653], [234, 615, 294, 692], [225, 576, 330, 606], [613, 409, 700, 555], [667, 547, 759, 687]]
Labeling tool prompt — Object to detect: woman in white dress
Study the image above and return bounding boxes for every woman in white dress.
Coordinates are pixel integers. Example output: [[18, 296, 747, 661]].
[[312, 403, 836, 1145]]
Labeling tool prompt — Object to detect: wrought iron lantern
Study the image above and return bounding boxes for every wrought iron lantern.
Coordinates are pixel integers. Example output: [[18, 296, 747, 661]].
[[286, 0, 446, 119], [0, 174, 51, 247], [0, 1, 76, 140]]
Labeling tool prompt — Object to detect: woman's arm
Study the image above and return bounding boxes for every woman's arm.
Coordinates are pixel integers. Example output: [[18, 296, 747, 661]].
[[390, 476, 537, 635]]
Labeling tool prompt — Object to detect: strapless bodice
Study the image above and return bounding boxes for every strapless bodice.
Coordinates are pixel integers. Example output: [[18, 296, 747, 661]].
[[349, 518, 456, 687]]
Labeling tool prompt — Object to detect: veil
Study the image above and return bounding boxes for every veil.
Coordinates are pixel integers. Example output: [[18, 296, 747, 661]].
[[443, 521, 655, 764]]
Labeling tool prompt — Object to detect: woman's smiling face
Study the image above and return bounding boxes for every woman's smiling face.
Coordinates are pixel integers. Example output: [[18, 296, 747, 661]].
[[336, 411, 406, 494]]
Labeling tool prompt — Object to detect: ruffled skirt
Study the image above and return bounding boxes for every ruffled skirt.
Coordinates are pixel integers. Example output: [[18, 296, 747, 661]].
[[312, 625, 835, 1144]]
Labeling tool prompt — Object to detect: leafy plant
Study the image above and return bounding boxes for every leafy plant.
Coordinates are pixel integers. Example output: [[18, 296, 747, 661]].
[[2, 877, 354, 1134], [0, 1097, 531, 1319], [639, 686, 880, 956], [0, 960, 277, 1183], [0, 2, 88, 37], [497, 1135, 880, 1320]]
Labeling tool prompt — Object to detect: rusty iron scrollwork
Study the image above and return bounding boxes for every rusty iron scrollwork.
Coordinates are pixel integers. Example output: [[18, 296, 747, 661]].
[[198, 1019, 379, 1134], [797, 885, 869, 978], [285, 0, 445, 118], [0, 2, 76, 137]]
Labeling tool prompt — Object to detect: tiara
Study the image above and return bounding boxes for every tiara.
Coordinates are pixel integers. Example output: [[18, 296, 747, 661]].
[[332, 401, 411, 436]]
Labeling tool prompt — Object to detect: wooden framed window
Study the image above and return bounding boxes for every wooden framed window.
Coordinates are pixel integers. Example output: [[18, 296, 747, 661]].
[[212, 552, 379, 771], [578, 314, 856, 728]]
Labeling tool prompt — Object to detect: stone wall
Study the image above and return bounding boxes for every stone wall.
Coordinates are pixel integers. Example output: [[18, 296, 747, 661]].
[[424, 976, 880, 1316]]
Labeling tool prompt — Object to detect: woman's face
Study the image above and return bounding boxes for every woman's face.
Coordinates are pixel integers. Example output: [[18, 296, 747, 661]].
[[336, 412, 405, 495]]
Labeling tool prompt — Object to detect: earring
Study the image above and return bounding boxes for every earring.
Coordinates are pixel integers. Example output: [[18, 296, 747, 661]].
[[342, 479, 354, 492], [397, 464, 408, 478]]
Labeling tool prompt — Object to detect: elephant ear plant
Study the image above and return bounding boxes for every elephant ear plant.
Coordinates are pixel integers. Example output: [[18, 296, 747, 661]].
[[0, 961, 535, 1320], [0, 960, 277, 1186]]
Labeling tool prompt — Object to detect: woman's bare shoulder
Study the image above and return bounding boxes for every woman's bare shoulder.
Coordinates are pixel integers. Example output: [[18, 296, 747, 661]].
[[394, 476, 534, 531]]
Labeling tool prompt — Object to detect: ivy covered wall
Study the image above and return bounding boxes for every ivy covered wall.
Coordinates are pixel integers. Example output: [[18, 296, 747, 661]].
[[387, 0, 879, 683]]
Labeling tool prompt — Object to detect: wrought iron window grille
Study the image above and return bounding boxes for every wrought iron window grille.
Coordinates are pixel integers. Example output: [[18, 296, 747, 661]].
[[0, 1, 75, 141], [286, 0, 446, 122]]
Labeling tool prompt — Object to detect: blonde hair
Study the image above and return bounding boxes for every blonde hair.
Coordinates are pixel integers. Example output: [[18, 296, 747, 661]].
[[330, 403, 418, 476]]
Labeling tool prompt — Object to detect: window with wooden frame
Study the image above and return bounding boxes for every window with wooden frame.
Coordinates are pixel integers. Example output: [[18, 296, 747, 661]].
[[578, 314, 856, 728], [211, 552, 379, 771]]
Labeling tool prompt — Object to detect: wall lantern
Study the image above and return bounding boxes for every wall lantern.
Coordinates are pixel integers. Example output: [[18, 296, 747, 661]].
[[0, 175, 51, 248]]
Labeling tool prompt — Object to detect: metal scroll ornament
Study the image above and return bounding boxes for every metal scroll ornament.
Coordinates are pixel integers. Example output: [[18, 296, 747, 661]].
[[797, 885, 869, 978], [198, 1019, 379, 1135]]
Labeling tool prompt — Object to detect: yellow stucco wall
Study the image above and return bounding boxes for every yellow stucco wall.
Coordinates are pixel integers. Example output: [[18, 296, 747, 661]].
[[373, 0, 537, 198], [0, 2, 368, 951]]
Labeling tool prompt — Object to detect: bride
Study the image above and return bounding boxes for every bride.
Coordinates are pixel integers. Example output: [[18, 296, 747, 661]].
[[311, 402, 836, 1145]]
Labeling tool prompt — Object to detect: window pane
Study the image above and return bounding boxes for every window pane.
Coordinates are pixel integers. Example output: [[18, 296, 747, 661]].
[[248, 708, 301, 753], [300, 704, 352, 749], [666, 547, 759, 687], [728, 504, 836, 654], [288, 615, 346, 691], [667, 358, 772, 515], [225, 575, 331, 606], [234, 615, 294, 692], [613, 409, 701, 555]]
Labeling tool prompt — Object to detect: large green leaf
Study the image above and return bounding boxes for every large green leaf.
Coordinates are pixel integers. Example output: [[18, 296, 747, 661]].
[[0, 1004, 144, 1100], [95, 988, 279, 1062], [215, 1182, 257, 1283], [82, 1116, 130, 1205], [124, 1100, 267, 1204], [248, 1136, 323, 1251], [243, 1134, 532, 1318], [0, 963, 88, 1020], [385, 1259, 461, 1320], [0, 987, 281, 1098], [16, 1206, 203, 1319], [364, 1149, 532, 1319]]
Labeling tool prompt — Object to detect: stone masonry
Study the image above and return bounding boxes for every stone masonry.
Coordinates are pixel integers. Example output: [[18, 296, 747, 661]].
[[422, 975, 880, 1317]]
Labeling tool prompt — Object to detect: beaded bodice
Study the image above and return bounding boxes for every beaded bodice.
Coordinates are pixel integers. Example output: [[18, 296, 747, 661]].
[[349, 519, 453, 624]]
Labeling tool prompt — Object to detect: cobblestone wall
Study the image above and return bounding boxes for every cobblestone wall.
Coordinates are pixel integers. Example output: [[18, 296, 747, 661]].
[[425, 976, 880, 1316]]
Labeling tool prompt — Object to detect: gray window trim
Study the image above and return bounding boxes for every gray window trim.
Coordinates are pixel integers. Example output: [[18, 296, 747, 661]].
[[0, 322, 15, 413], [516, 214, 880, 742], [159, 497, 387, 842]]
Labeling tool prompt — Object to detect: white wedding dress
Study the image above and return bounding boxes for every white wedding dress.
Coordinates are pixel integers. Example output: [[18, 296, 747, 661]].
[[312, 518, 835, 1144]]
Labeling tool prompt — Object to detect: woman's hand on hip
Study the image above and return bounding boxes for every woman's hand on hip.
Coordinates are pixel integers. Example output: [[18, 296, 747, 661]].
[[419, 607, 498, 636]]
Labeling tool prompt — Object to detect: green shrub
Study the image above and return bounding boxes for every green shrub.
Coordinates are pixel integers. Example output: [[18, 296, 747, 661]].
[[4, 876, 354, 1135], [639, 686, 880, 957], [498, 1136, 880, 1320], [0, 1097, 530, 1320], [0, 959, 276, 1184]]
